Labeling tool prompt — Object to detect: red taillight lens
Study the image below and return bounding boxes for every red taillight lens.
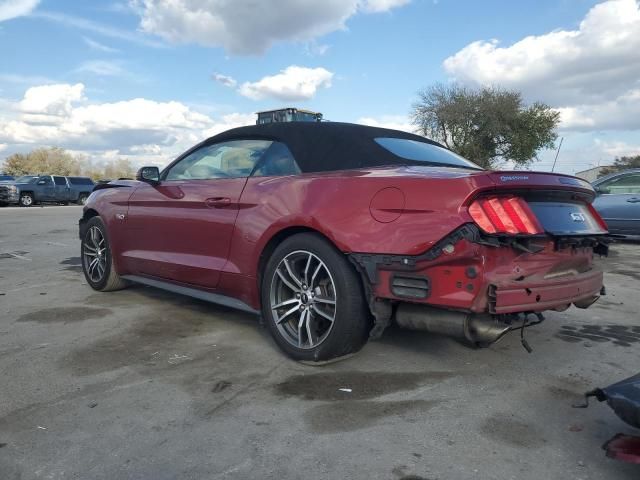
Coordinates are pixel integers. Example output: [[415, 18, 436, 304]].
[[469, 196, 543, 235], [586, 203, 609, 232]]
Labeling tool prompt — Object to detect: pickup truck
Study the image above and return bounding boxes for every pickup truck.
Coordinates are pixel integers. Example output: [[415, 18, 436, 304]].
[[0, 175, 95, 207]]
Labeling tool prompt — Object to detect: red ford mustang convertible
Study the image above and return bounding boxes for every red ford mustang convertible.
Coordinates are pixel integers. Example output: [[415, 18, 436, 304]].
[[79, 122, 608, 361]]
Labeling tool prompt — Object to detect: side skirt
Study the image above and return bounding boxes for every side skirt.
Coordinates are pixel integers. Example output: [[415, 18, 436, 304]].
[[122, 275, 260, 315]]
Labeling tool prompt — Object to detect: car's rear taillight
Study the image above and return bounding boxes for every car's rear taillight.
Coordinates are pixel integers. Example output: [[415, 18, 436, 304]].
[[469, 196, 543, 235], [586, 203, 609, 232]]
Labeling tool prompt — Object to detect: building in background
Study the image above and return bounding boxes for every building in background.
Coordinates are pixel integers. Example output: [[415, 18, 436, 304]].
[[575, 166, 609, 183]]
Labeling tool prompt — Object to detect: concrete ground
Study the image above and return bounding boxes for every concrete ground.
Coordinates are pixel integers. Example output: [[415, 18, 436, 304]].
[[0, 205, 638, 480]]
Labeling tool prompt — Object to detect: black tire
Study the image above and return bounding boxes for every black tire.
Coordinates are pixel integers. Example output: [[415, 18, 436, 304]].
[[78, 194, 88, 205], [81, 216, 128, 291], [19, 193, 34, 207], [261, 233, 371, 362]]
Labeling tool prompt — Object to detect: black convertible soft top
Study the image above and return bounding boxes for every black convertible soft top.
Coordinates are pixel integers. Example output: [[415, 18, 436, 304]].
[[206, 121, 452, 173]]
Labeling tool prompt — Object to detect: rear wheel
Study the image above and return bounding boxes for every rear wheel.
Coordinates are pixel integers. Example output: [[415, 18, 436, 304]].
[[81, 216, 128, 291], [261, 233, 370, 362], [19, 193, 33, 207]]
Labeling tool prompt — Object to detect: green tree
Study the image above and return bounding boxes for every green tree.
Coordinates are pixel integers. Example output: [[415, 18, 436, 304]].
[[410, 84, 560, 169], [599, 155, 640, 177], [3, 148, 137, 180], [3, 147, 81, 176]]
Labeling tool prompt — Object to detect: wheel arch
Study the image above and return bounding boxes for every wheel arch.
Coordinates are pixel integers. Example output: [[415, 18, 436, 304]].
[[79, 208, 100, 239], [256, 226, 347, 292]]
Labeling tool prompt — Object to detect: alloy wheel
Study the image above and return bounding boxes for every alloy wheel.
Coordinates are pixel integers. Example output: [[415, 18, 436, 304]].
[[83, 226, 107, 283], [269, 250, 337, 349]]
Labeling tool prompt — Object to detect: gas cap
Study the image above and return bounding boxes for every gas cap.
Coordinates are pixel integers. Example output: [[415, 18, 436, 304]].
[[369, 187, 405, 223]]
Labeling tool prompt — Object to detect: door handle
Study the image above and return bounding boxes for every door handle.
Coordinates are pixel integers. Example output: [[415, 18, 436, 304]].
[[205, 197, 231, 208], [626, 198, 640, 203]]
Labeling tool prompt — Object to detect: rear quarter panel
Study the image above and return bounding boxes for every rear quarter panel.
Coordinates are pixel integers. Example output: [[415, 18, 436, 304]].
[[226, 168, 492, 279]]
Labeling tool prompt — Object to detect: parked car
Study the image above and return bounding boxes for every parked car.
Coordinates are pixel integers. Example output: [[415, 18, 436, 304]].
[[592, 169, 640, 237], [0, 176, 37, 205], [3, 175, 95, 206], [66, 176, 96, 205], [79, 122, 609, 362], [0, 174, 14, 182]]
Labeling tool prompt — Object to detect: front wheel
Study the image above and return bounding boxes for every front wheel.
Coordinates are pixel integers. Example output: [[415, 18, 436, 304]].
[[261, 233, 371, 362], [78, 194, 88, 205], [19, 193, 34, 207], [81, 216, 128, 291]]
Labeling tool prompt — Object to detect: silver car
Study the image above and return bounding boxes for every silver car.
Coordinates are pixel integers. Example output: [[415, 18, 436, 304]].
[[592, 168, 640, 236]]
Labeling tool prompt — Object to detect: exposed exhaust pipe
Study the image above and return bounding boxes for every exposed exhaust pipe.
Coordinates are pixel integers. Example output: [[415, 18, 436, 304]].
[[395, 303, 512, 347]]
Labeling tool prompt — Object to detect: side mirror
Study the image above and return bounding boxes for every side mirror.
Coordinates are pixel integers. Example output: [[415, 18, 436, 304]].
[[593, 185, 604, 194], [136, 166, 160, 184], [37, 180, 46, 185]]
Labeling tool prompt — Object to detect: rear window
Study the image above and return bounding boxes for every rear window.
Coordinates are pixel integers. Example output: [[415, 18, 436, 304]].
[[54, 176, 67, 185], [374, 137, 481, 170], [68, 177, 94, 185]]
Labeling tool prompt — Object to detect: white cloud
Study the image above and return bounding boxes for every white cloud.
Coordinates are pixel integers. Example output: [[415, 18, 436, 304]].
[[75, 60, 127, 77], [33, 11, 165, 48], [131, 0, 411, 55], [0, 0, 39, 22], [518, 135, 640, 174], [558, 89, 640, 131], [19, 83, 85, 119], [357, 115, 415, 133], [0, 73, 56, 85], [359, 0, 411, 13], [83, 36, 119, 53], [238, 66, 333, 101], [595, 138, 640, 158], [212, 73, 237, 88], [304, 41, 330, 56], [203, 113, 256, 137], [0, 83, 255, 168], [443, 0, 640, 131]]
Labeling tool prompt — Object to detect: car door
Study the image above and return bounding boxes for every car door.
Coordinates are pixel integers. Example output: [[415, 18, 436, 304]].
[[36, 176, 55, 201], [53, 176, 70, 202], [123, 138, 274, 288], [592, 172, 640, 235]]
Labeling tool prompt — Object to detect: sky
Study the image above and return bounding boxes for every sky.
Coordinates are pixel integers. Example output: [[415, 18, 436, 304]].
[[0, 0, 639, 175]]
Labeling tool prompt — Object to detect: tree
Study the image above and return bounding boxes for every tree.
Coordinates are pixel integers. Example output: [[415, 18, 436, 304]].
[[410, 84, 560, 169], [103, 158, 135, 180], [599, 155, 640, 177], [3, 147, 81, 176], [2, 147, 136, 180]]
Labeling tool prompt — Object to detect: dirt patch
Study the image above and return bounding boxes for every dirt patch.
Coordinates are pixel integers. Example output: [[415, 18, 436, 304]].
[[61, 297, 253, 377], [48, 229, 70, 234], [17, 306, 112, 324], [60, 256, 82, 272], [306, 399, 442, 434], [274, 371, 455, 401], [0, 251, 29, 260], [479, 416, 545, 448], [556, 324, 640, 347]]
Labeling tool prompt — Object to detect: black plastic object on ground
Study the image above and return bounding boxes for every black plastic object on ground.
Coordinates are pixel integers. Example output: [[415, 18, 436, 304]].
[[582, 373, 640, 429], [576, 373, 640, 464]]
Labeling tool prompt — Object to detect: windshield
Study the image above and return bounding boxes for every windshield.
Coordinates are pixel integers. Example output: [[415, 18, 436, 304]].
[[375, 137, 482, 170], [15, 176, 38, 183]]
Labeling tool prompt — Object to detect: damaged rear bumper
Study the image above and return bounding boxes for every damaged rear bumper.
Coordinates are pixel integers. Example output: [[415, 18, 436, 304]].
[[487, 269, 603, 314], [350, 224, 607, 343]]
